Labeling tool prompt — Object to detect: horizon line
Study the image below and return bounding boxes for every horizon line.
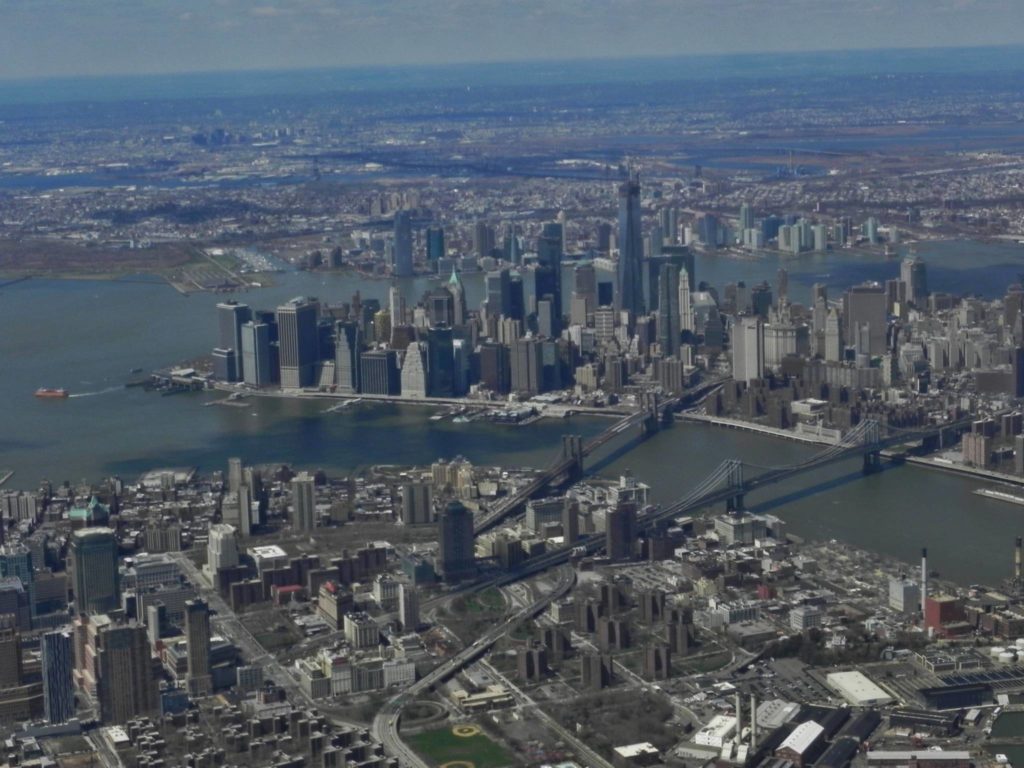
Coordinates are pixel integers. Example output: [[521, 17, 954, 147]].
[[1, 41, 1023, 85]]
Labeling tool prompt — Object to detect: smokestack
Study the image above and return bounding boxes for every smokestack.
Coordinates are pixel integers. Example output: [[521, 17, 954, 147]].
[[921, 547, 928, 614], [1016, 537, 1023, 584], [750, 693, 758, 749], [735, 692, 742, 745]]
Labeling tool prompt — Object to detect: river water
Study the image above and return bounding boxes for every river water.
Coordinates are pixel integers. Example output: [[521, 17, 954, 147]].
[[2, 239, 1024, 585]]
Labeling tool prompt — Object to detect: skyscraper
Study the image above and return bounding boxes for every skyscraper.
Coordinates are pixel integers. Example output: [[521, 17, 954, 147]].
[[0, 614, 22, 688], [679, 267, 694, 336], [70, 528, 119, 614], [739, 202, 754, 231], [426, 225, 445, 262], [657, 262, 681, 357], [184, 599, 212, 697], [845, 283, 887, 356], [276, 297, 320, 389], [393, 210, 413, 277], [206, 524, 239, 576], [240, 321, 272, 388], [398, 583, 420, 631], [292, 473, 316, 533], [825, 307, 843, 362], [485, 268, 512, 319], [437, 501, 475, 582], [41, 629, 74, 724], [606, 501, 637, 561], [447, 267, 467, 327], [0, 544, 34, 618], [536, 222, 563, 335], [616, 174, 645, 318], [334, 321, 361, 394], [96, 622, 157, 724], [901, 255, 928, 306], [427, 327, 455, 398], [401, 342, 428, 398], [511, 336, 544, 395], [732, 316, 765, 384], [217, 301, 252, 382]]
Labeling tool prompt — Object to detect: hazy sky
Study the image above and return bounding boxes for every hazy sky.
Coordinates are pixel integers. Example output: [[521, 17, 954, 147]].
[[2, 0, 1024, 79]]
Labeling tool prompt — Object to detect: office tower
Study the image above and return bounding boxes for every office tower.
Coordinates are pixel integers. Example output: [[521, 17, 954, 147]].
[[401, 482, 432, 525], [473, 220, 494, 259], [606, 501, 636, 562], [750, 283, 772, 318], [1014, 347, 1024, 399], [359, 349, 401, 395], [392, 210, 413, 277], [224, 458, 243, 496], [401, 342, 428, 398], [485, 268, 512, 319], [211, 348, 237, 382], [616, 174, 645, 318], [42, 629, 74, 724], [240, 321, 272, 388], [812, 224, 827, 252], [184, 599, 212, 697], [437, 501, 475, 582], [426, 225, 445, 262], [206, 524, 238, 574], [447, 268, 467, 327], [732, 316, 765, 383], [96, 622, 157, 724], [292, 472, 316, 533], [511, 336, 544, 395], [739, 202, 754, 231], [70, 528, 118, 614], [334, 320, 361, 394], [0, 614, 22, 687], [679, 267, 694, 336], [901, 255, 928, 306], [277, 297, 320, 389], [398, 583, 420, 631], [776, 268, 789, 300], [825, 308, 843, 362], [0, 544, 34, 618], [865, 216, 880, 244], [237, 483, 253, 537], [479, 342, 511, 394], [537, 222, 563, 334], [845, 283, 887, 356], [426, 326, 455, 397], [217, 301, 252, 382], [572, 261, 598, 326], [657, 263, 680, 357], [562, 499, 580, 545]]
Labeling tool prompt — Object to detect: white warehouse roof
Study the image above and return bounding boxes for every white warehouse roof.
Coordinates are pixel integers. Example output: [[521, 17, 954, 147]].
[[779, 721, 824, 756], [826, 670, 894, 706]]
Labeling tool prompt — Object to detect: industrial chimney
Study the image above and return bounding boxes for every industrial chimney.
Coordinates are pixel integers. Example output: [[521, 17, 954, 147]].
[[750, 693, 758, 749], [735, 692, 742, 745], [1016, 537, 1023, 585], [921, 547, 928, 614]]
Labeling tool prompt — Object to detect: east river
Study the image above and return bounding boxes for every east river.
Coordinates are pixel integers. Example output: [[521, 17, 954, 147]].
[[3, 239, 1024, 586]]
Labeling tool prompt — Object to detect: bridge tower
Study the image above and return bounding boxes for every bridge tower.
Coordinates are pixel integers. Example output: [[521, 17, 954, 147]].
[[861, 419, 883, 474], [639, 392, 661, 436], [724, 459, 745, 512], [561, 435, 584, 481]]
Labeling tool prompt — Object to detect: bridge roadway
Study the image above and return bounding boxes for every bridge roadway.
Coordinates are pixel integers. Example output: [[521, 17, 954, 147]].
[[371, 566, 577, 767]]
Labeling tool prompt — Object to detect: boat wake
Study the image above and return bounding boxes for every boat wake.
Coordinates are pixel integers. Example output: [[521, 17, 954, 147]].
[[70, 386, 123, 398]]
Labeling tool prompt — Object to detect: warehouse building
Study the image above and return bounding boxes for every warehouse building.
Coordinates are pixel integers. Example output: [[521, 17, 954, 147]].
[[825, 671, 894, 707]]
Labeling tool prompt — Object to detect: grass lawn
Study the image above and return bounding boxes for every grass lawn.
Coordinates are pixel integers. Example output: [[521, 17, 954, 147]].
[[407, 726, 516, 768]]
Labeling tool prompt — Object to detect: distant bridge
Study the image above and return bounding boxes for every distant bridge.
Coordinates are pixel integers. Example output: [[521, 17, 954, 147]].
[[474, 377, 729, 534], [488, 415, 972, 579]]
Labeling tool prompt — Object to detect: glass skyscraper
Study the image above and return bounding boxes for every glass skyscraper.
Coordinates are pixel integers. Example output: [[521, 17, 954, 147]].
[[616, 174, 645, 318]]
